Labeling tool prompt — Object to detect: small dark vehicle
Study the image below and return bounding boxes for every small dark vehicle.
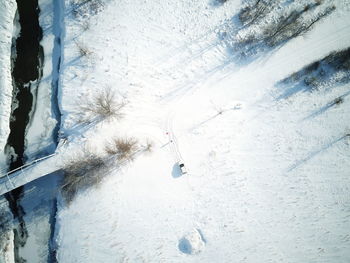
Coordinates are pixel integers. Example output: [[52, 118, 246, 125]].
[[179, 162, 187, 174]]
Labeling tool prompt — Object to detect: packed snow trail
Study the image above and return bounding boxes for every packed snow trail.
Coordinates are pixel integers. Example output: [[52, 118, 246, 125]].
[[166, 112, 184, 164]]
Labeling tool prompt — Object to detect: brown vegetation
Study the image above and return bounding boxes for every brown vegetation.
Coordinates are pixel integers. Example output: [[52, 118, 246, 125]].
[[61, 150, 107, 203], [104, 137, 138, 161], [78, 87, 126, 123]]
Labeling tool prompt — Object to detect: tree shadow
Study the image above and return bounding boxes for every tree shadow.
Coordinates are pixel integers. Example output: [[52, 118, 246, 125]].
[[287, 135, 348, 172], [159, 1, 336, 104], [275, 48, 350, 101], [219, 0, 335, 67], [302, 90, 350, 121]]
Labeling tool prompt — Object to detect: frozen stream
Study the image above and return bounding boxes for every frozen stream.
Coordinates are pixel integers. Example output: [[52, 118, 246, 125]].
[[1, 0, 63, 261]]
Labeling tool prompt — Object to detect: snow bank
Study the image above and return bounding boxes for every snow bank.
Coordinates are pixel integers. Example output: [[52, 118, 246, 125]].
[[0, 0, 16, 168], [0, 197, 14, 263], [23, 0, 61, 160]]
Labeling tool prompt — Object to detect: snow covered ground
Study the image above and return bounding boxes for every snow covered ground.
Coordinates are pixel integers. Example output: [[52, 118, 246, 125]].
[[0, 0, 16, 169], [53, 0, 350, 262], [0, 0, 349, 262]]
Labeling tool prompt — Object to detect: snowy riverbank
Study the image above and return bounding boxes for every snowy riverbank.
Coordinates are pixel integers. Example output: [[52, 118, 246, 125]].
[[0, 2, 17, 262], [0, 0, 16, 169]]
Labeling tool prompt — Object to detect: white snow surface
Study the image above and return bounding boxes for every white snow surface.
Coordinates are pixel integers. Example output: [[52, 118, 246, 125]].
[[23, 0, 60, 161], [56, 0, 350, 262], [0, 0, 16, 169]]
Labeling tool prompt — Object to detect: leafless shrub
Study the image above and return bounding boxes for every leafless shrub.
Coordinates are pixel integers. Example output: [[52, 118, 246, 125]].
[[105, 137, 138, 161], [104, 143, 118, 155], [238, 0, 277, 26], [211, 101, 224, 115], [75, 41, 92, 57], [144, 140, 154, 153], [263, 5, 335, 47], [71, 0, 104, 18], [334, 97, 344, 105], [80, 21, 90, 31], [285, 47, 350, 87], [61, 137, 140, 203], [303, 76, 319, 88], [238, 2, 334, 47], [0, 209, 13, 252], [226, 0, 335, 61], [277, 47, 350, 99], [61, 149, 107, 203], [78, 88, 126, 123], [89, 0, 104, 14]]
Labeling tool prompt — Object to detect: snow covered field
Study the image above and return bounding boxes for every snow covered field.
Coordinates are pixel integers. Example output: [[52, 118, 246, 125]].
[[54, 0, 350, 262], [0, 0, 350, 262]]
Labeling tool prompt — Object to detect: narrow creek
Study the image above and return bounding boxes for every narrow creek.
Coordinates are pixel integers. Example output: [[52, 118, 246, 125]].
[[4, 0, 62, 261], [5, 0, 43, 261], [6, 0, 43, 170]]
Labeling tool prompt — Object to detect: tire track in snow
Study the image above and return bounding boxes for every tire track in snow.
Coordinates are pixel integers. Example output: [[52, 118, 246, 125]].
[[166, 112, 183, 163], [164, 109, 203, 250]]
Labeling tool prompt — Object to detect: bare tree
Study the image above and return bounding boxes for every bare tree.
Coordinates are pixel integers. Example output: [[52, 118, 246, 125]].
[[61, 149, 107, 203], [78, 87, 126, 123], [75, 40, 92, 57], [144, 139, 154, 153], [224, 0, 336, 61]]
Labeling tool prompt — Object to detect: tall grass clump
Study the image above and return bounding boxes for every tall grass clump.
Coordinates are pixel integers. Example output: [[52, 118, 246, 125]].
[[104, 137, 139, 161]]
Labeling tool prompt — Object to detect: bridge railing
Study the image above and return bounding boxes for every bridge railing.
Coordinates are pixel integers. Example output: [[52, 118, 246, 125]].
[[0, 153, 57, 188]]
